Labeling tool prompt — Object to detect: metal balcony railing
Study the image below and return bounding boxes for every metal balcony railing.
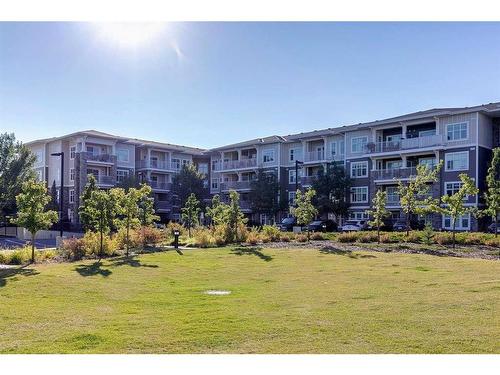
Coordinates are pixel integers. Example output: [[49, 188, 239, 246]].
[[216, 158, 257, 171], [366, 134, 444, 153], [372, 167, 417, 180], [82, 152, 115, 163], [386, 194, 400, 205], [148, 181, 172, 191], [301, 175, 319, 185], [136, 160, 185, 171], [220, 181, 252, 191]]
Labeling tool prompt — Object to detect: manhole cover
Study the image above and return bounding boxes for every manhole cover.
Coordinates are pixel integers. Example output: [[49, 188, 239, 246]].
[[204, 290, 231, 295]]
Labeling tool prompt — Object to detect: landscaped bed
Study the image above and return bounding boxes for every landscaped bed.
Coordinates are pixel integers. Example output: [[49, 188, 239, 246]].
[[0, 246, 499, 353]]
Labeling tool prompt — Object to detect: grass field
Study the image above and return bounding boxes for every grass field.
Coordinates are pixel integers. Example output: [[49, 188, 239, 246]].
[[0, 246, 499, 353]]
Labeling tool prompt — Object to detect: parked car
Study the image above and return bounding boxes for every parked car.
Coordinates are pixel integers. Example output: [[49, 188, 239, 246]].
[[487, 222, 499, 234], [392, 219, 425, 232], [341, 220, 368, 232], [278, 217, 297, 232], [307, 219, 338, 232]]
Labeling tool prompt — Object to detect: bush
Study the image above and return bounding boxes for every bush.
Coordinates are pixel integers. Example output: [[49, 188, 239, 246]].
[[261, 225, 281, 242], [115, 227, 142, 250], [82, 232, 119, 257], [484, 237, 500, 247], [337, 232, 358, 243], [463, 232, 483, 245], [379, 233, 395, 243], [61, 237, 86, 260], [406, 231, 422, 244], [191, 227, 217, 248], [421, 224, 435, 245], [245, 227, 262, 245], [357, 232, 378, 243], [134, 226, 164, 247], [310, 232, 325, 241], [166, 221, 185, 236], [296, 234, 308, 242], [434, 232, 454, 245], [212, 225, 228, 246]]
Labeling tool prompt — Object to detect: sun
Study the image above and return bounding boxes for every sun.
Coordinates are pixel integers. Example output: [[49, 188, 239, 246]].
[[93, 22, 168, 49]]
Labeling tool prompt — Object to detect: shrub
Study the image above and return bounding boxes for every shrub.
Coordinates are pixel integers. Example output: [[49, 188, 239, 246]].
[[406, 231, 422, 244], [296, 234, 308, 242], [310, 232, 325, 241], [191, 227, 217, 248], [484, 237, 500, 247], [134, 226, 164, 247], [434, 232, 454, 245], [212, 224, 228, 246], [245, 227, 262, 245], [166, 221, 185, 236], [379, 233, 394, 243], [114, 227, 142, 250], [37, 249, 58, 262], [82, 232, 119, 257], [337, 232, 358, 243], [261, 225, 281, 242], [61, 237, 86, 260], [0, 251, 8, 264], [463, 232, 483, 245], [357, 232, 378, 243], [421, 224, 435, 245]]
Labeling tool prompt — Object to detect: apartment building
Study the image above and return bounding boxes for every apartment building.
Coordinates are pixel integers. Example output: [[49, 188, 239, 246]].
[[26, 101, 500, 231]]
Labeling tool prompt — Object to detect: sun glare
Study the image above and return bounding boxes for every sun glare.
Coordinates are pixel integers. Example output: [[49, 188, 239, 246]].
[[94, 22, 168, 49]]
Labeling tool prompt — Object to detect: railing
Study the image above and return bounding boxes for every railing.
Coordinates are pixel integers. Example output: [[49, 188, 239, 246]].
[[301, 175, 318, 185], [136, 160, 184, 171], [215, 158, 257, 171], [155, 201, 172, 210], [148, 181, 172, 191], [386, 194, 400, 205], [304, 151, 344, 163], [367, 134, 444, 153], [372, 167, 417, 180], [93, 175, 114, 185], [220, 181, 252, 191], [81, 152, 115, 163]]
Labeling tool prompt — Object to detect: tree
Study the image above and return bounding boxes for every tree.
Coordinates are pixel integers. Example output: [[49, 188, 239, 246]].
[[79, 189, 118, 259], [483, 148, 500, 236], [225, 190, 248, 243], [312, 162, 351, 220], [0, 133, 36, 220], [79, 174, 99, 231], [12, 180, 58, 263], [116, 174, 141, 192], [248, 169, 284, 223], [437, 174, 479, 249], [171, 164, 206, 209], [112, 187, 142, 257], [136, 184, 159, 249], [397, 161, 443, 236], [366, 189, 391, 243], [290, 188, 318, 241], [46, 180, 59, 212], [181, 193, 200, 237], [206, 194, 227, 226]]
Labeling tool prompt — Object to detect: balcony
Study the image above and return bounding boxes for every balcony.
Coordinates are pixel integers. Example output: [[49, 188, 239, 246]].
[[220, 180, 252, 191], [301, 175, 318, 186], [92, 175, 114, 186], [386, 194, 400, 205], [155, 201, 172, 211], [366, 134, 444, 154], [148, 181, 172, 191], [136, 160, 183, 171], [304, 151, 344, 163], [81, 152, 115, 163], [372, 167, 417, 180], [216, 158, 258, 171]]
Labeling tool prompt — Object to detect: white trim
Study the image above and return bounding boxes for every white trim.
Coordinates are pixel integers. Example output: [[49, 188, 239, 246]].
[[350, 136, 368, 154], [350, 186, 369, 203], [444, 150, 469, 171], [69, 189, 75, 204], [442, 213, 471, 231], [350, 160, 368, 178], [446, 121, 469, 142]]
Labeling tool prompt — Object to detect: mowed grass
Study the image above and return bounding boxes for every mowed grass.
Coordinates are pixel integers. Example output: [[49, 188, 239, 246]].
[[0, 247, 499, 354]]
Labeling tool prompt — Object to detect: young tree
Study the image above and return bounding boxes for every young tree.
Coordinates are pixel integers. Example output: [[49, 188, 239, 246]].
[[312, 162, 351, 220], [366, 189, 391, 243], [112, 187, 142, 257], [79, 174, 99, 231], [290, 188, 318, 241], [0, 133, 36, 219], [438, 174, 479, 249], [397, 161, 442, 236], [79, 189, 118, 259], [206, 194, 227, 226], [248, 169, 284, 223], [225, 190, 248, 243], [483, 148, 500, 236], [12, 180, 58, 263], [46, 180, 59, 212], [116, 174, 141, 192], [171, 163, 206, 208], [136, 184, 160, 249], [181, 193, 200, 237]]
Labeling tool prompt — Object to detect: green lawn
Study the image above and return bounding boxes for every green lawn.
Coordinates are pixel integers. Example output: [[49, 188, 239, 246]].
[[0, 246, 499, 353]]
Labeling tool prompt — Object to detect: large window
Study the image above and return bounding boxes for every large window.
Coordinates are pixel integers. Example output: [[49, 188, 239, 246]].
[[117, 149, 129, 163], [443, 213, 470, 230], [116, 169, 129, 183], [445, 182, 463, 196], [339, 140, 345, 155], [349, 212, 369, 220], [69, 189, 75, 204], [350, 186, 368, 203], [34, 150, 43, 164], [350, 161, 368, 178], [289, 148, 302, 162], [351, 137, 368, 153], [211, 178, 219, 190], [445, 151, 469, 171], [263, 149, 275, 163], [171, 158, 181, 169], [289, 169, 302, 184], [288, 191, 296, 205], [330, 142, 337, 157], [447, 122, 468, 141], [198, 163, 208, 175], [70, 168, 75, 182], [70, 146, 76, 159]]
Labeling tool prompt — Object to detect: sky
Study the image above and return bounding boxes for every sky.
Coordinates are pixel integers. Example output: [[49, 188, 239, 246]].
[[1, 22, 500, 149]]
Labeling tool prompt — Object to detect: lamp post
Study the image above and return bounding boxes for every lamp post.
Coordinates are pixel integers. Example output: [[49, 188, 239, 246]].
[[295, 160, 303, 193], [51, 152, 64, 237]]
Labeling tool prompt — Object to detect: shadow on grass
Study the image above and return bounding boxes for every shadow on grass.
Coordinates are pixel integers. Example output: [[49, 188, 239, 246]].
[[74, 261, 112, 277], [231, 247, 273, 262], [109, 256, 159, 268], [319, 246, 377, 259], [0, 264, 40, 287]]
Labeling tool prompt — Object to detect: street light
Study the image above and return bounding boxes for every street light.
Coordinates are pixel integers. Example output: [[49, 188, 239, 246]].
[[51, 152, 64, 237]]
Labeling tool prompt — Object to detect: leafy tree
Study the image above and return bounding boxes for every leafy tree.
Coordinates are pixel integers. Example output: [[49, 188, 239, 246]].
[[79, 189, 118, 259], [116, 174, 141, 192], [437, 174, 479, 249], [248, 169, 284, 223], [206, 194, 227, 226], [312, 162, 351, 220], [79, 174, 99, 231], [112, 187, 143, 256], [0, 133, 36, 220], [12, 180, 58, 262], [171, 163, 206, 208], [397, 161, 442, 236], [181, 193, 200, 237], [366, 189, 391, 243], [137, 184, 159, 226], [483, 148, 500, 236], [225, 190, 248, 243], [290, 188, 318, 241], [46, 180, 59, 212]]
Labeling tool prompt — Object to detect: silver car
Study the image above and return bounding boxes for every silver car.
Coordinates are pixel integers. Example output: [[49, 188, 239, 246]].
[[341, 220, 368, 232]]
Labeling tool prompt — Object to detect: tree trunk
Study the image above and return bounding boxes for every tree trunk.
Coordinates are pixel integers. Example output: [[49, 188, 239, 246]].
[[126, 222, 130, 257], [406, 212, 410, 237], [377, 226, 380, 244], [496, 211, 498, 237], [31, 233, 35, 263], [452, 220, 456, 250], [100, 228, 103, 260]]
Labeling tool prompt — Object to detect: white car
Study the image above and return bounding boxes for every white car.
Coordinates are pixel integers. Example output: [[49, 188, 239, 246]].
[[341, 220, 368, 232]]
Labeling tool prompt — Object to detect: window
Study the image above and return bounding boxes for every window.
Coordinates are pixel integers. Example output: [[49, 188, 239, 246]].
[[198, 163, 208, 175], [70, 168, 75, 181], [211, 160, 219, 171], [263, 149, 275, 163], [445, 182, 463, 196], [349, 212, 369, 220], [172, 158, 181, 169], [350, 186, 368, 203], [351, 137, 368, 153], [386, 160, 402, 170], [289, 147, 302, 162], [289, 169, 302, 184], [87, 168, 99, 178], [69, 189, 75, 204], [419, 157, 436, 168], [211, 178, 219, 190], [447, 122, 468, 141], [34, 150, 43, 164], [86, 146, 96, 155], [288, 191, 296, 205], [419, 129, 436, 137], [443, 213, 470, 230], [445, 151, 469, 171], [117, 149, 129, 163], [68, 209, 74, 223], [70, 146, 76, 159], [36, 169, 43, 181], [182, 159, 190, 166], [350, 161, 368, 178], [339, 140, 345, 155], [386, 134, 402, 143], [330, 142, 337, 157], [117, 169, 129, 183]]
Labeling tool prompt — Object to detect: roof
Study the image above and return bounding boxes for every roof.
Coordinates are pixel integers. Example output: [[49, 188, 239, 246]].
[[208, 135, 288, 152]]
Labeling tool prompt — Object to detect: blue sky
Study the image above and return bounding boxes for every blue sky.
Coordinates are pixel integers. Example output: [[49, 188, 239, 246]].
[[1, 22, 500, 148]]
